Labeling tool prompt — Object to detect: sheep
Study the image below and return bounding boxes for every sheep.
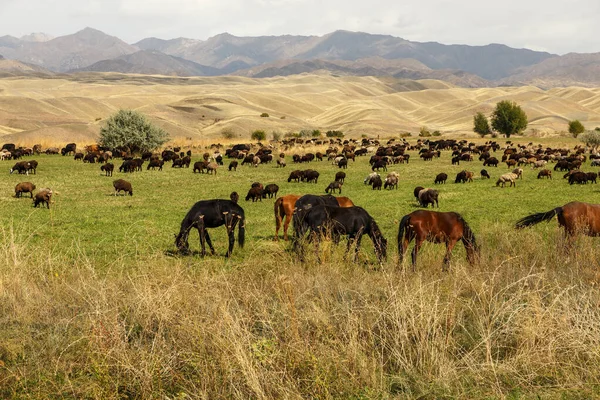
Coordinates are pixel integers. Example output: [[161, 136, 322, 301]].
[[230, 191, 239, 204], [113, 179, 133, 196], [325, 181, 343, 194], [33, 188, 52, 209], [15, 182, 36, 198], [101, 163, 114, 176]]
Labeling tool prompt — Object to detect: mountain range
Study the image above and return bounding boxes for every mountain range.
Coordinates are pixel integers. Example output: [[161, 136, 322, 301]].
[[0, 27, 599, 88]]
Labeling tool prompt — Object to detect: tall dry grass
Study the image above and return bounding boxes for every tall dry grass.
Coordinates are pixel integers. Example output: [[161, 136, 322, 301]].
[[2, 223, 600, 398]]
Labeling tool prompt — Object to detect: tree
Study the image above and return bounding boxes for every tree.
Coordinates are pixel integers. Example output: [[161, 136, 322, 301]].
[[473, 112, 491, 137], [568, 120, 585, 137], [490, 100, 528, 138], [99, 109, 169, 153], [579, 130, 600, 149], [251, 130, 266, 141]]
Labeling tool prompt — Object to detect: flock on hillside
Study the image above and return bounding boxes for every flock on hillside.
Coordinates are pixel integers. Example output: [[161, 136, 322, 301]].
[[4, 136, 600, 269]]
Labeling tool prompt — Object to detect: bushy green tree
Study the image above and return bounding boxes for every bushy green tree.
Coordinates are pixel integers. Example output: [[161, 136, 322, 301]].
[[99, 110, 169, 153], [579, 130, 600, 149], [251, 130, 266, 141], [490, 100, 528, 138], [568, 120, 585, 137], [473, 112, 492, 137]]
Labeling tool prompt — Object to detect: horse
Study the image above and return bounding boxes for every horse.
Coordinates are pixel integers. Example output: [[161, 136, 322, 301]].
[[398, 210, 479, 271], [302, 205, 387, 263], [515, 201, 600, 239], [274, 194, 355, 241], [175, 199, 245, 257]]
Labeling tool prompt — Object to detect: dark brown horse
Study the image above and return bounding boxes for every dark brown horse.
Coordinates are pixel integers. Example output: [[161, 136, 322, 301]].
[[515, 201, 600, 238], [398, 210, 479, 271], [274, 194, 355, 241]]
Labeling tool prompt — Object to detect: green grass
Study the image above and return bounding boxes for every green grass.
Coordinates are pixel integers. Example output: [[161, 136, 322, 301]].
[[3, 138, 600, 398]]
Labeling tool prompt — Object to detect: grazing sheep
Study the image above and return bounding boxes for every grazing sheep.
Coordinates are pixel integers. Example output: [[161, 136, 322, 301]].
[[245, 186, 263, 202], [33, 188, 52, 209], [413, 186, 425, 201], [101, 163, 114, 176], [277, 158, 286, 168], [325, 181, 343, 194], [10, 161, 29, 175], [369, 175, 383, 190], [384, 173, 399, 190], [496, 173, 519, 188], [364, 172, 379, 185], [113, 179, 133, 196], [480, 169, 491, 179], [147, 159, 164, 171], [335, 171, 346, 183], [15, 182, 36, 198], [262, 184, 280, 199], [537, 169, 552, 179], [418, 188, 439, 208], [512, 168, 524, 179], [230, 191, 239, 204], [228, 161, 238, 171], [338, 158, 348, 169], [434, 172, 447, 184], [205, 162, 218, 174]]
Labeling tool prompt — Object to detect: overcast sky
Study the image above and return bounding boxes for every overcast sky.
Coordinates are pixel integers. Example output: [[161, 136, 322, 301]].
[[0, 0, 597, 55]]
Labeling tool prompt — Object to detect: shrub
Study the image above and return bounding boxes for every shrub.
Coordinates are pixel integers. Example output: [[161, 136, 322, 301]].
[[473, 112, 491, 137], [251, 130, 266, 141], [419, 127, 431, 137], [325, 130, 344, 138], [271, 131, 281, 141], [579, 130, 600, 149], [312, 130, 321, 138], [400, 132, 412, 138], [221, 129, 237, 139], [260, 113, 270, 118], [432, 130, 442, 137], [99, 109, 169, 153]]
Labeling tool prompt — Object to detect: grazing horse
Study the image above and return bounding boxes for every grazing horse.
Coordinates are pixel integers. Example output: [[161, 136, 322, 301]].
[[175, 199, 245, 257], [398, 210, 479, 271], [515, 201, 600, 238], [274, 194, 355, 241], [302, 205, 387, 263], [292, 194, 340, 249]]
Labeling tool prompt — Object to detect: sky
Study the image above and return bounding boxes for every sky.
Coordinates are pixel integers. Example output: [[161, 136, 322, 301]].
[[0, 0, 598, 55]]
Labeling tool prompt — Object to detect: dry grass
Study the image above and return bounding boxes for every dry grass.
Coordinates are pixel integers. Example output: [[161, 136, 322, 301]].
[[2, 222, 600, 398], [1, 74, 600, 146]]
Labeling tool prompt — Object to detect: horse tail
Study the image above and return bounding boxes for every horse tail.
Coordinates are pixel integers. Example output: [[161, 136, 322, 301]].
[[397, 214, 412, 255], [238, 211, 246, 248], [515, 207, 561, 229], [274, 197, 284, 235]]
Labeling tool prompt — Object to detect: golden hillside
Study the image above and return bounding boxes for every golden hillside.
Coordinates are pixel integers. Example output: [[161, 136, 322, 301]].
[[1, 73, 600, 146]]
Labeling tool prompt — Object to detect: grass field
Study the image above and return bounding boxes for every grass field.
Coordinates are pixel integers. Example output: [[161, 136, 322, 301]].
[[3, 137, 600, 398]]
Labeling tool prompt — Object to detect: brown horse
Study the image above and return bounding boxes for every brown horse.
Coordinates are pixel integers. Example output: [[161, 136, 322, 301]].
[[274, 194, 355, 241], [398, 210, 479, 271], [515, 201, 600, 237]]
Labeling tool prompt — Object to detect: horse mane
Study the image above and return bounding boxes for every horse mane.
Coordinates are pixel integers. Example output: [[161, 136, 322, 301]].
[[458, 214, 478, 252]]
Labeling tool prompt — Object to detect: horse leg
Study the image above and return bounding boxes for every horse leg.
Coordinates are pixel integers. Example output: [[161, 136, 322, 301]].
[[198, 226, 206, 256], [283, 215, 291, 241], [411, 237, 425, 272], [354, 234, 363, 262], [204, 230, 215, 255], [442, 239, 457, 272]]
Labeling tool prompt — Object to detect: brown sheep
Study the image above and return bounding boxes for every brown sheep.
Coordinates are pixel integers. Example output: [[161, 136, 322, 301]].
[[325, 181, 343, 194], [230, 191, 239, 204], [100, 163, 114, 176], [33, 188, 52, 209], [15, 182, 36, 198], [113, 179, 133, 196]]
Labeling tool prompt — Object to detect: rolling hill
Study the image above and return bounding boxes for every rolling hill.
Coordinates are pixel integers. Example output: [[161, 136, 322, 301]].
[[1, 74, 599, 145]]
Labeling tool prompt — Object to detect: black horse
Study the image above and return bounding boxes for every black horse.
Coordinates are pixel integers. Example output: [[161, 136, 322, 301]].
[[175, 199, 245, 257], [303, 205, 387, 263], [292, 194, 339, 248]]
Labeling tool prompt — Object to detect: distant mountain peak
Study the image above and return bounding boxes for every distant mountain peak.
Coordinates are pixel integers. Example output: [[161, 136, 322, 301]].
[[20, 32, 54, 42]]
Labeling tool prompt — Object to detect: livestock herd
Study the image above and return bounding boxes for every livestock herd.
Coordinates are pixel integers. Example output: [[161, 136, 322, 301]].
[[4, 136, 600, 268]]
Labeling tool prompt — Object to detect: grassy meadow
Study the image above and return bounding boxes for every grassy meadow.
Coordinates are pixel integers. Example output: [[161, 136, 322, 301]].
[[2, 137, 600, 398]]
